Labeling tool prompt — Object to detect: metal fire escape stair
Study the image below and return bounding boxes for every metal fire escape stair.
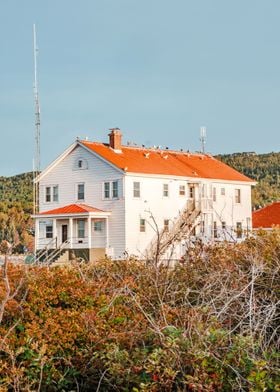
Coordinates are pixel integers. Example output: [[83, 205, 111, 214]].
[[146, 200, 202, 261]]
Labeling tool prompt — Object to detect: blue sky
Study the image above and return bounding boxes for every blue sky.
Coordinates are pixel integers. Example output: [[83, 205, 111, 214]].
[[0, 0, 280, 176]]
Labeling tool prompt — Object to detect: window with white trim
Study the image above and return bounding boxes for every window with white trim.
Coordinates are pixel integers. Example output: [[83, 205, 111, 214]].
[[53, 186, 59, 202], [77, 219, 85, 238], [213, 221, 218, 238], [221, 187, 225, 196], [189, 186, 195, 199], [74, 157, 88, 170], [77, 183, 85, 201], [45, 187, 51, 202], [103, 181, 119, 199], [213, 187, 217, 202], [179, 185, 185, 196], [133, 182, 140, 198], [235, 189, 241, 203], [163, 184, 169, 197], [140, 218, 146, 232], [164, 219, 169, 231], [236, 222, 242, 238], [45, 185, 59, 203], [46, 224, 53, 238], [112, 181, 118, 198]]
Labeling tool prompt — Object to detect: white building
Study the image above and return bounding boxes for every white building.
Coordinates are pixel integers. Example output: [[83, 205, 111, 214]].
[[33, 129, 255, 263]]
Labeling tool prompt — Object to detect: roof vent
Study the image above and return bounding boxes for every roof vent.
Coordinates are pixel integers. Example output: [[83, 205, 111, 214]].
[[144, 153, 150, 158]]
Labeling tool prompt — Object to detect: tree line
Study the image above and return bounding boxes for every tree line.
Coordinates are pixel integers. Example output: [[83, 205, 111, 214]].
[[217, 151, 280, 208]]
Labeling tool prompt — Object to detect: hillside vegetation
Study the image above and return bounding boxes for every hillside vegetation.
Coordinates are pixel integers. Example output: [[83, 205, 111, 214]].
[[217, 152, 280, 208], [0, 232, 279, 390], [0, 172, 33, 251]]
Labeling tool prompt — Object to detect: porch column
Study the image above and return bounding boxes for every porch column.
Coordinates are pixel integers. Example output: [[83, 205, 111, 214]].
[[53, 219, 57, 248], [69, 218, 73, 249], [88, 217, 92, 249], [105, 217, 109, 249]]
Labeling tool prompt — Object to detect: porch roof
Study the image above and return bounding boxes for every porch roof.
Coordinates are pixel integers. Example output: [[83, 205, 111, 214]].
[[34, 203, 111, 218]]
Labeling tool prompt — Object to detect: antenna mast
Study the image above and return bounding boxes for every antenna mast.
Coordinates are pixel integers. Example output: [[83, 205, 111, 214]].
[[200, 126, 206, 154], [33, 24, 41, 214]]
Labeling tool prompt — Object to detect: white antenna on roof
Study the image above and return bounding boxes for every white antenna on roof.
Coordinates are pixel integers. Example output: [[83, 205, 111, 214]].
[[33, 24, 41, 214], [200, 126, 206, 154]]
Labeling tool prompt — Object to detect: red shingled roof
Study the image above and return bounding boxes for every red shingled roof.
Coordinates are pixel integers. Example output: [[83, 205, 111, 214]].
[[81, 141, 254, 182], [39, 204, 106, 215], [252, 202, 280, 229]]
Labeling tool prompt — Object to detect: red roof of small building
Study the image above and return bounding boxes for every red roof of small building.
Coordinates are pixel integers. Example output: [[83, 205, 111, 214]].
[[39, 204, 106, 215], [81, 141, 254, 182], [252, 202, 280, 229]]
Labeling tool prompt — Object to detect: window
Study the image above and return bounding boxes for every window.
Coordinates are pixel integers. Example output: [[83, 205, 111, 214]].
[[179, 185, 185, 196], [213, 221, 218, 238], [45, 186, 58, 203], [133, 182, 140, 198], [213, 187, 217, 202], [104, 182, 110, 199], [201, 220, 205, 234], [74, 158, 88, 170], [77, 183, 85, 200], [140, 218, 146, 232], [163, 184, 169, 197], [53, 186, 59, 202], [46, 225, 53, 238], [235, 189, 241, 203], [103, 181, 120, 199], [112, 181, 118, 198], [77, 219, 85, 238], [164, 219, 169, 231], [45, 187, 51, 202], [221, 187, 225, 196], [222, 221, 226, 230], [189, 186, 195, 199], [94, 221, 103, 231], [236, 222, 242, 238]]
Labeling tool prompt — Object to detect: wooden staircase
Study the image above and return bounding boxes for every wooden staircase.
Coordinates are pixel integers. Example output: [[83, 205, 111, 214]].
[[145, 200, 201, 262], [36, 239, 70, 266]]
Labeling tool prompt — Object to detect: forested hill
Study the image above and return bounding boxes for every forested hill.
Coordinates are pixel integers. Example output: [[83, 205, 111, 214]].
[[216, 152, 280, 208], [0, 172, 33, 251], [0, 172, 33, 207]]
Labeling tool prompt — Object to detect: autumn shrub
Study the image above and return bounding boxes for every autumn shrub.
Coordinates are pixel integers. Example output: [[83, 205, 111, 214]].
[[0, 231, 279, 391]]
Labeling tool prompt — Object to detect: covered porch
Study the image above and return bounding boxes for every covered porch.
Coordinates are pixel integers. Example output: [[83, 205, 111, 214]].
[[33, 204, 111, 262]]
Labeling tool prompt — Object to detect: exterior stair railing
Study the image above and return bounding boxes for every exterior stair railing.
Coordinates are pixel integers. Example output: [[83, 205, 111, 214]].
[[35, 237, 57, 263], [45, 239, 71, 265], [146, 199, 201, 261]]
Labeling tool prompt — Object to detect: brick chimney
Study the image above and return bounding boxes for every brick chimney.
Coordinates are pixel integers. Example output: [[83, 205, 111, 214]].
[[108, 128, 122, 151]]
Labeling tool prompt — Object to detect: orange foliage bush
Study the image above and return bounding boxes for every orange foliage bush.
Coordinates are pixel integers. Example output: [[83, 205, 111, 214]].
[[0, 230, 279, 391]]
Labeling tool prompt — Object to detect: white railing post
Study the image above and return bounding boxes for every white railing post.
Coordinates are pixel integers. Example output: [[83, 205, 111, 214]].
[[88, 217, 92, 249], [69, 218, 73, 249]]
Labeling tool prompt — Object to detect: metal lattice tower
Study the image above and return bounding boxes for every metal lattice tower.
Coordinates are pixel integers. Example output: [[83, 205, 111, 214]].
[[200, 126, 206, 154], [33, 24, 41, 214]]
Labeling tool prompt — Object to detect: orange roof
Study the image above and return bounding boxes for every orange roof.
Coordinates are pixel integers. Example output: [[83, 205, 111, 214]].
[[252, 202, 280, 228], [39, 204, 106, 215], [81, 141, 253, 182]]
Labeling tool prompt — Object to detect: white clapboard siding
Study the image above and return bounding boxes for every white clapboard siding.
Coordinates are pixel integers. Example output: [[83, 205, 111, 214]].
[[124, 174, 253, 256], [39, 144, 126, 258]]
